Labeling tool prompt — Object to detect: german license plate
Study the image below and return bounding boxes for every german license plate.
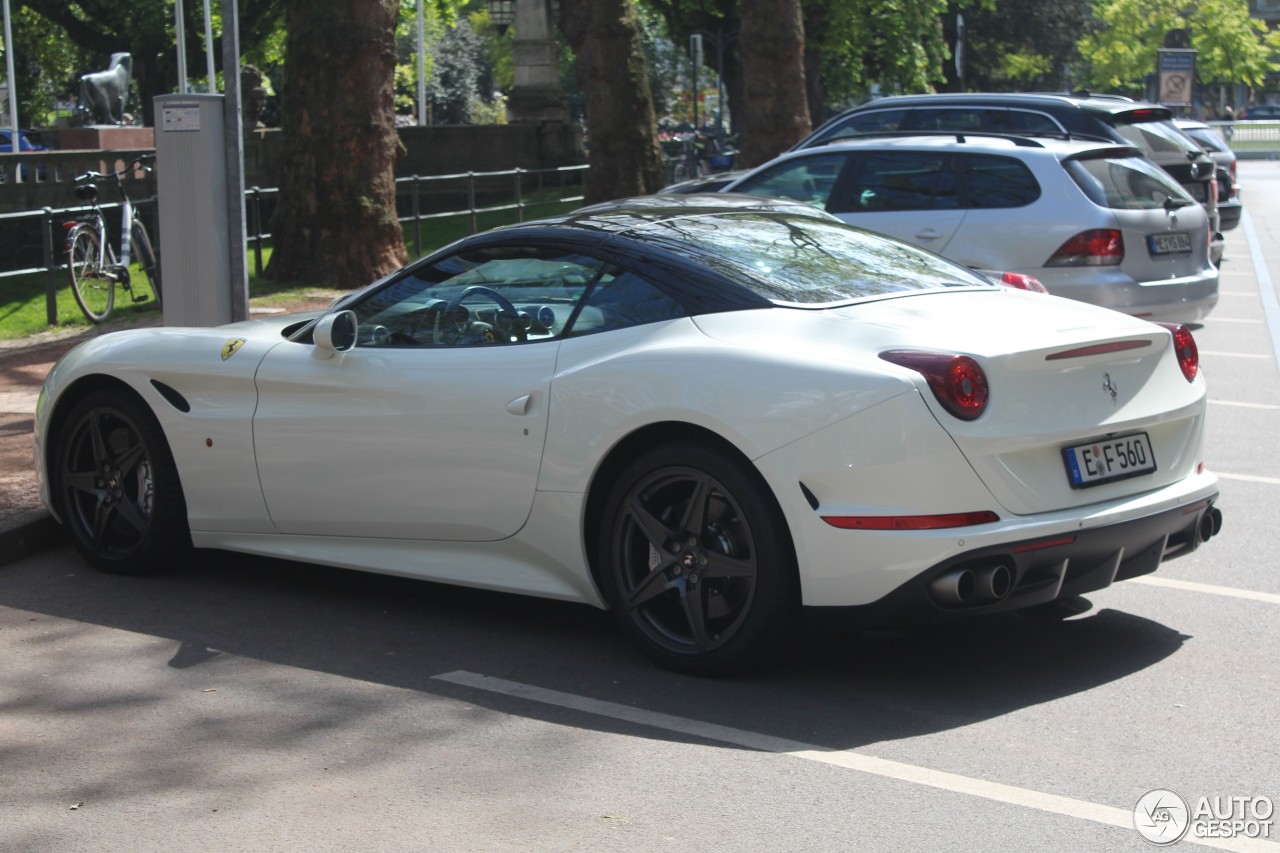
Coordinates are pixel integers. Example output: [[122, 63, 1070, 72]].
[[1063, 433, 1157, 488], [1148, 232, 1192, 255]]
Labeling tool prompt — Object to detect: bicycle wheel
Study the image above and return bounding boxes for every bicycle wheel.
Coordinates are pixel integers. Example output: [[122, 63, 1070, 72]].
[[68, 226, 114, 323], [131, 221, 162, 307]]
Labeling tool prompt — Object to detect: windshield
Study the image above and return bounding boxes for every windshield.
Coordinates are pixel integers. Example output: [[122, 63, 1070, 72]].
[[627, 212, 993, 305]]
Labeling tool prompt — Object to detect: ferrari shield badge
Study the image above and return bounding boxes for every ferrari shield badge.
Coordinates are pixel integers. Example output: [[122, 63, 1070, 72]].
[[221, 338, 247, 361]]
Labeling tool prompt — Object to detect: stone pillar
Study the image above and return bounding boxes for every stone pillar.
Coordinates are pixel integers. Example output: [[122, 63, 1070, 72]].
[[508, 0, 566, 123]]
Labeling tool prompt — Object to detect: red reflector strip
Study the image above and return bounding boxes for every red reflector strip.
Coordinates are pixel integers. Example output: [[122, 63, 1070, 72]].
[[1045, 340, 1151, 360], [822, 510, 1000, 531], [1181, 499, 1211, 515], [1012, 535, 1077, 553]]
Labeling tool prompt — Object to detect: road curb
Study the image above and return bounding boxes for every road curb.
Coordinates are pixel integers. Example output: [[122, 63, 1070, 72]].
[[0, 511, 63, 567]]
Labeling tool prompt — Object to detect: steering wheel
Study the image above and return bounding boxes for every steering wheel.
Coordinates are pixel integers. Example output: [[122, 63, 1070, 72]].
[[433, 285, 526, 345]]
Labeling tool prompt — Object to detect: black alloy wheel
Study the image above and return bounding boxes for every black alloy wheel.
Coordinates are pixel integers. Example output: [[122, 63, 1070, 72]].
[[55, 390, 189, 574], [599, 441, 799, 674]]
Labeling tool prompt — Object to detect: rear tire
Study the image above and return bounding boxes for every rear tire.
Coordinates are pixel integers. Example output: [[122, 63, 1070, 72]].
[[597, 441, 800, 674], [68, 227, 113, 323], [131, 221, 162, 307], [53, 390, 190, 575]]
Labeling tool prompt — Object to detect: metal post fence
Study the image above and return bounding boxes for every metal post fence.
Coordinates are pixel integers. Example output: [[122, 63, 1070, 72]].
[[2, 164, 589, 326]]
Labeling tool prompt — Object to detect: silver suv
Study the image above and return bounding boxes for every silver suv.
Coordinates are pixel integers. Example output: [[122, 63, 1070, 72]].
[[721, 133, 1218, 322]]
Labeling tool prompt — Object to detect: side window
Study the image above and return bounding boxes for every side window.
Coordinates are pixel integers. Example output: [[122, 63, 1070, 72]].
[[734, 153, 848, 209], [840, 151, 958, 212], [567, 270, 685, 337], [957, 154, 1041, 208], [811, 109, 908, 144], [348, 248, 605, 347], [900, 107, 1063, 136]]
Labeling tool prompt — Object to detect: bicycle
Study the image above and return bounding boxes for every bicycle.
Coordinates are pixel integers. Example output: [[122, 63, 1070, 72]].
[[63, 154, 162, 323]]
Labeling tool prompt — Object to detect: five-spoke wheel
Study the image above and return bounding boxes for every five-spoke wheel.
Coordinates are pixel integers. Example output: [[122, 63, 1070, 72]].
[[55, 390, 189, 574], [599, 441, 798, 674]]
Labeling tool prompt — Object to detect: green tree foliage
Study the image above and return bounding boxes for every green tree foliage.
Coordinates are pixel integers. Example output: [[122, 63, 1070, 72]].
[[4, 8, 90, 126], [15, 0, 283, 125], [940, 0, 1091, 92], [804, 0, 952, 116], [428, 17, 487, 123], [1080, 0, 1280, 95]]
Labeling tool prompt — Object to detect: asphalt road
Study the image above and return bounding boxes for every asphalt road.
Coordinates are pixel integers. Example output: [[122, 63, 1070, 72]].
[[4, 166, 1280, 852]]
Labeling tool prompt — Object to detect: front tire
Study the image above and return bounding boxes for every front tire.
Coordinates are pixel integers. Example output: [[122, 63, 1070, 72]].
[[598, 441, 799, 674], [68, 227, 113, 323], [54, 390, 190, 574]]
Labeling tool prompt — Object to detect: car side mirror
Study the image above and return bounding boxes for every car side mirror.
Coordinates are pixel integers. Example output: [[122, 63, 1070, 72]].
[[312, 310, 358, 359]]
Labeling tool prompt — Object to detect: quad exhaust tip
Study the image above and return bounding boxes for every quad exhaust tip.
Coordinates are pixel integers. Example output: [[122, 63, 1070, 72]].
[[929, 562, 1014, 607]]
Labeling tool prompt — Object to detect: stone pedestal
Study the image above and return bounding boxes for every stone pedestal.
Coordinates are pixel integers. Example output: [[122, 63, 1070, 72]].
[[509, 0, 566, 123], [55, 125, 155, 151]]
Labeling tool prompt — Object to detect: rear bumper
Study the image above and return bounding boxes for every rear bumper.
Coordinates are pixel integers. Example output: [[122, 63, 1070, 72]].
[[1037, 266, 1219, 323], [1217, 199, 1242, 232], [803, 496, 1220, 631]]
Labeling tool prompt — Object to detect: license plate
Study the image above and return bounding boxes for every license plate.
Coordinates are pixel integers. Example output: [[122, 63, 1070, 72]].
[[1148, 232, 1192, 255], [1062, 433, 1157, 488]]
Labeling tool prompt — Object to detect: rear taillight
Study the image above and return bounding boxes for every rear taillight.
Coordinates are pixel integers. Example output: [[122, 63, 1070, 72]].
[[999, 272, 1049, 293], [1046, 229, 1123, 267], [880, 351, 989, 420], [1158, 322, 1199, 382]]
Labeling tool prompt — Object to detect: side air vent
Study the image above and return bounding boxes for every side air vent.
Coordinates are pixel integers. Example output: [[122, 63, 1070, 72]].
[[150, 379, 191, 413]]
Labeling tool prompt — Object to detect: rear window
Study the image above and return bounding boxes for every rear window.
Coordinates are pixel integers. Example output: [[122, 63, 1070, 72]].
[[1113, 120, 1199, 158], [1181, 126, 1230, 154], [1064, 154, 1192, 210], [631, 212, 992, 305]]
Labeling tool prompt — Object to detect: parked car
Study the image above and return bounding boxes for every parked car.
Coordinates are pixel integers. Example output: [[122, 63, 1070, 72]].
[[36, 195, 1222, 673], [721, 133, 1218, 322], [0, 128, 50, 181], [796, 93, 1223, 261], [1175, 118, 1241, 232], [1238, 104, 1280, 120]]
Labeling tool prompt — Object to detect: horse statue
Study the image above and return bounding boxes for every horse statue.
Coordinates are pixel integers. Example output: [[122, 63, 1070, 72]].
[[77, 53, 133, 126]]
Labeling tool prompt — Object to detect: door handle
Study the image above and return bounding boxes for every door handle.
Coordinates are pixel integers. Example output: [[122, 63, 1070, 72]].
[[506, 394, 532, 415], [915, 228, 942, 241]]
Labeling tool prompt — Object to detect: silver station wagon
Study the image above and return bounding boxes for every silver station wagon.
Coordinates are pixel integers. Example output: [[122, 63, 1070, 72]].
[[721, 133, 1218, 323]]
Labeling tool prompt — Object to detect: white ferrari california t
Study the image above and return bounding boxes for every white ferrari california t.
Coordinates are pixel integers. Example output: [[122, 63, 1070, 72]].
[[34, 195, 1223, 673]]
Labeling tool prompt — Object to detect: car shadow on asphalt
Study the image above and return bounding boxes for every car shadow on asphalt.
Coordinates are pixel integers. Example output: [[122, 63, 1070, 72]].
[[1, 544, 1190, 754]]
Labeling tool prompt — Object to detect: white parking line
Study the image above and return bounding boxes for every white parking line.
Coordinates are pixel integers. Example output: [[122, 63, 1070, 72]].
[[1201, 351, 1274, 359], [433, 670, 1277, 852], [1216, 471, 1280, 485], [1242, 211, 1280, 368], [1129, 576, 1280, 606], [1209, 400, 1280, 409], [1205, 317, 1265, 324]]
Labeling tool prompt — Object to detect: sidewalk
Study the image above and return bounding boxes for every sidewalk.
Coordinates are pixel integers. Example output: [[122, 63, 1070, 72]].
[[0, 331, 95, 566]]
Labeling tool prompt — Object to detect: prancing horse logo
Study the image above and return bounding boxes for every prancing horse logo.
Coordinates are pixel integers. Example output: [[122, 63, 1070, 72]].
[[221, 338, 247, 361], [1103, 372, 1119, 404]]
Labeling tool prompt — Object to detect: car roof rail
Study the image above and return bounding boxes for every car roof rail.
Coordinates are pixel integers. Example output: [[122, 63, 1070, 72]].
[[817, 129, 1052, 147]]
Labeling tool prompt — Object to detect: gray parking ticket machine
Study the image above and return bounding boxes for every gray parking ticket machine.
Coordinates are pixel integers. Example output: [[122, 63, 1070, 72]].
[[154, 94, 246, 326]]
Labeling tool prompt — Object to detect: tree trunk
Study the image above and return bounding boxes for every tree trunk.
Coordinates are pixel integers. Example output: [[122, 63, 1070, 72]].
[[559, 0, 664, 204], [802, 1, 829, 124], [737, 0, 811, 169], [266, 0, 407, 288]]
